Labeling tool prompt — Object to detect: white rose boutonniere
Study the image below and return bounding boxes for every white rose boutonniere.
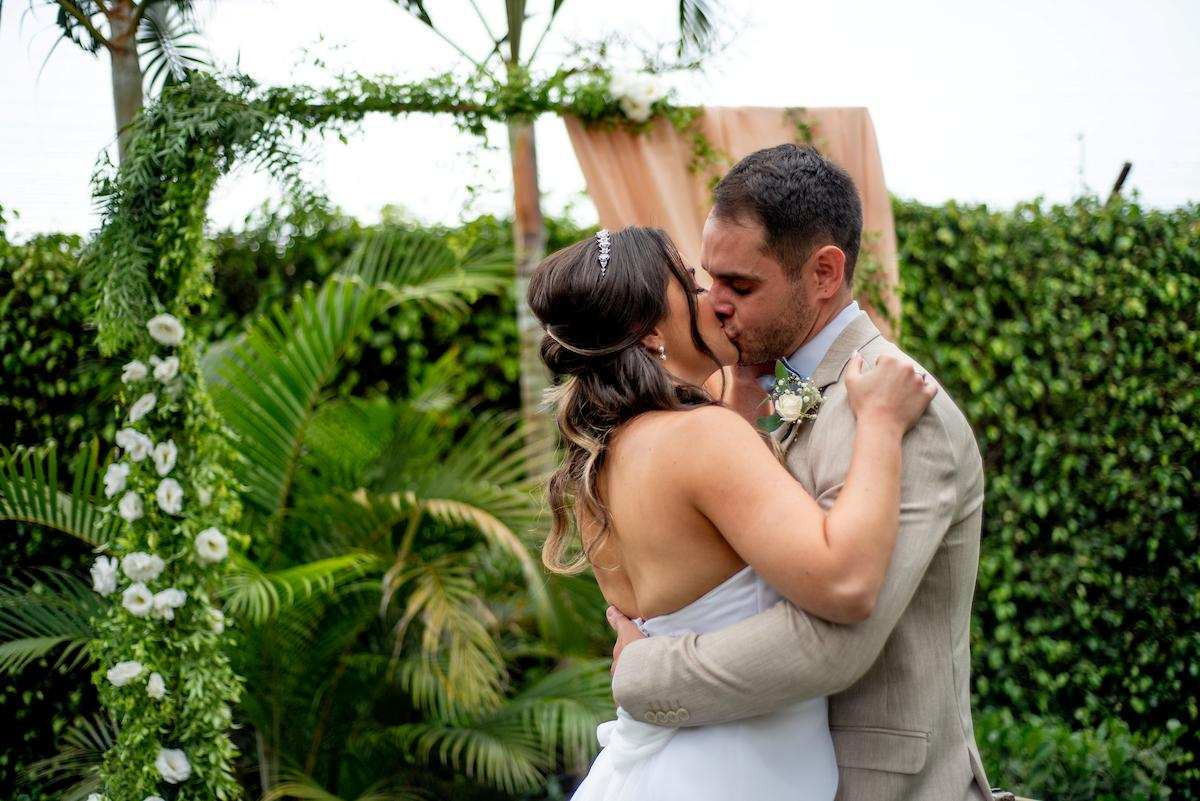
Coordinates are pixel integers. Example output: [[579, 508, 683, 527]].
[[758, 360, 823, 433]]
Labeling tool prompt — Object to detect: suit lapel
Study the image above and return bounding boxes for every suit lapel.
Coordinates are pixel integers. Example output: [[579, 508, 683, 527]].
[[780, 313, 884, 459]]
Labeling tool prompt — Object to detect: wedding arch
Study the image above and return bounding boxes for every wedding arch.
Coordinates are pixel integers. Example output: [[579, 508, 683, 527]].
[[19, 65, 900, 800]]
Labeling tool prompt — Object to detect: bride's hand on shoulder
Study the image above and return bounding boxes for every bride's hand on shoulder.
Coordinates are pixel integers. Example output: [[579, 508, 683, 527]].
[[844, 352, 938, 433]]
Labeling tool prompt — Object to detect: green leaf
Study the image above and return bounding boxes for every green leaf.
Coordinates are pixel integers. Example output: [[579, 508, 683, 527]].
[[756, 413, 783, 432]]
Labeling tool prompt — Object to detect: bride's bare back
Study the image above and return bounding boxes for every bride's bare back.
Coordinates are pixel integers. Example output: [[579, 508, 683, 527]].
[[585, 410, 748, 621]]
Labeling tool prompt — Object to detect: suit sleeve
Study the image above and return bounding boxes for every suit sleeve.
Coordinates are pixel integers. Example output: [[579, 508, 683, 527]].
[[611, 400, 963, 727]]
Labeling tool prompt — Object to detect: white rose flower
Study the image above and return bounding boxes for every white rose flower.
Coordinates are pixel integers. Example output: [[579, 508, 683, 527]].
[[121, 551, 165, 582], [116, 428, 153, 462], [150, 354, 180, 383], [146, 672, 166, 700], [105, 659, 143, 686], [151, 588, 187, 620], [118, 491, 143, 522], [774, 393, 808, 422], [121, 582, 154, 617], [194, 527, 228, 564], [128, 392, 156, 423], [121, 360, 148, 383], [147, 314, 185, 347], [618, 95, 652, 123], [90, 556, 119, 596], [152, 440, 178, 476], [155, 747, 192, 783], [208, 607, 225, 634], [156, 478, 183, 515], [103, 462, 130, 498]]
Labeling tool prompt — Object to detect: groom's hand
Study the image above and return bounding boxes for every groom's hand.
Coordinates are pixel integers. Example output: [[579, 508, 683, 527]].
[[606, 606, 645, 674]]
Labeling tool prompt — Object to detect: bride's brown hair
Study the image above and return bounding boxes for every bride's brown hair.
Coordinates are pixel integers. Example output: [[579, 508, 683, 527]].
[[528, 226, 723, 574]]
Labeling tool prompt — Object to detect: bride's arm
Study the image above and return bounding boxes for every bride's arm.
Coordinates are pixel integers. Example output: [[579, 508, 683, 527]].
[[677, 355, 934, 624]]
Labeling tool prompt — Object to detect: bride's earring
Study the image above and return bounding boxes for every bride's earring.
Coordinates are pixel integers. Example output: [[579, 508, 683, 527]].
[[658, 345, 667, 361]]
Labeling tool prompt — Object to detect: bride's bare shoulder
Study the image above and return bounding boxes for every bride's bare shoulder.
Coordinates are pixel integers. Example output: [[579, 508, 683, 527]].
[[614, 405, 760, 454]]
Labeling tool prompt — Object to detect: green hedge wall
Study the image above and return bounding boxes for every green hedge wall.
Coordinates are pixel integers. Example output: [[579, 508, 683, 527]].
[[896, 197, 1200, 796], [0, 210, 119, 800]]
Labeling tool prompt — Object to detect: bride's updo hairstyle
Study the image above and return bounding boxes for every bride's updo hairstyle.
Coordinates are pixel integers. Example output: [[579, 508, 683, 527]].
[[529, 226, 722, 574]]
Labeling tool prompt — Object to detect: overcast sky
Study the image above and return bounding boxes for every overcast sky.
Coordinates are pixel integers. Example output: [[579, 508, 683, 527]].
[[2, 0, 1197, 238]]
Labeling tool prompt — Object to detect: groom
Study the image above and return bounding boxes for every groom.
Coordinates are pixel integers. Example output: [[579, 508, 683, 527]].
[[606, 144, 994, 801]]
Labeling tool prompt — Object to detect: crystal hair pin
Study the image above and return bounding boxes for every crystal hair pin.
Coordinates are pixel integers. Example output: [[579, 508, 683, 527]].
[[595, 229, 611, 276]]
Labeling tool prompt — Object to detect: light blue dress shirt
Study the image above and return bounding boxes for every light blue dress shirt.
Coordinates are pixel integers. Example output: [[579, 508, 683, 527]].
[[758, 300, 861, 390]]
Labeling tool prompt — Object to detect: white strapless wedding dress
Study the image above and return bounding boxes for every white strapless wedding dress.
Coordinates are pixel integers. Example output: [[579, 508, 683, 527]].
[[571, 565, 838, 801]]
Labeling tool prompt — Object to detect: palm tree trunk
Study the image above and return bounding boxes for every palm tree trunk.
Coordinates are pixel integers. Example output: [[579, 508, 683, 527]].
[[508, 119, 556, 474], [106, 0, 144, 163]]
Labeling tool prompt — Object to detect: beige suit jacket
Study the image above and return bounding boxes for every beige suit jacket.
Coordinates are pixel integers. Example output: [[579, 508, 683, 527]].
[[612, 313, 993, 801]]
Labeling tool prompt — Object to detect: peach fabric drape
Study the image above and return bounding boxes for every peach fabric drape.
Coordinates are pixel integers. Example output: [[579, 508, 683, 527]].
[[563, 107, 900, 334]]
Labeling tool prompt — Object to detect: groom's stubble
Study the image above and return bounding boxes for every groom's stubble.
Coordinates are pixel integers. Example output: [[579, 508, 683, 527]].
[[733, 277, 820, 367]]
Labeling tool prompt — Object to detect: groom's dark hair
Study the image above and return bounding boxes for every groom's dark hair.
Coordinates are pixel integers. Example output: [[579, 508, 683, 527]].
[[713, 143, 863, 283]]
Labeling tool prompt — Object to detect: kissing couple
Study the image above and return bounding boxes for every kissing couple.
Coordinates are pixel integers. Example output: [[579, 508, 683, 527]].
[[529, 144, 995, 801]]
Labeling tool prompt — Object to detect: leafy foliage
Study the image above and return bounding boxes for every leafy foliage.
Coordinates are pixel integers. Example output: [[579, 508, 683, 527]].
[[897, 196, 1200, 796]]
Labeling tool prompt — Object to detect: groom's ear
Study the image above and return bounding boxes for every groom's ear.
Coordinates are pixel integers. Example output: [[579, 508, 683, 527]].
[[809, 244, 848, 299]]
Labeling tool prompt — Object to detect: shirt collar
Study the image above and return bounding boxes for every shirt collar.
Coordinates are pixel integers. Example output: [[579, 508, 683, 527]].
[[758, 300, 861, 390]]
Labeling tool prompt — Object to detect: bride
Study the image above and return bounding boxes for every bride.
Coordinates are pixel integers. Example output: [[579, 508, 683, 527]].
[[528, 226, 935, 801]]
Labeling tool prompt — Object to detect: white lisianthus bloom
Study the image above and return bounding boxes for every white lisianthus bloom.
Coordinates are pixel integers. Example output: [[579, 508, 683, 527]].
[[103, 462, 130, 498], [128, 392, 156, 423], [147, 314, 185, 346], [105, 659, 143, 686], [146, 671, 166, 700], [155, 747, 192, 783], [90, 556, 119, 596], [86, 794, 104, 801], [197, 486, 213, 507], [151, 588, 187, 620], [152, 440, 178, 476], [208, 607, 225, 634], [121, 551, 165, 582], [118, 491, 143, 522], [150, 354, 180, 383], [122, 582, 154, 617], [145, 796, 166, 801], [774, 393, 808, 422], [116, 428, 153, 462], [121, 360, 148, 383], [156, 478, 183, 515], [194, 527, 228, 564]]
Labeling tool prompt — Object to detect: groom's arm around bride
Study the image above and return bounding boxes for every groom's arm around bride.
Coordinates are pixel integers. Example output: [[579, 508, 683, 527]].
[[611, 315, 994, 801]]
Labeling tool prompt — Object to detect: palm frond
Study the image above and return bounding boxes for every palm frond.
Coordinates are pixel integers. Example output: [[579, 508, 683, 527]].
[[338, 225, 511, 317], [355, 713, 546, 796], [138, 2, 210, 96], [497, 659, 612, 772], [208, 278, 383, 520], [264, 769, 433, 801], [0, 439, 120, 546], [21, 713, 114, 798], [0, 569, 101, 676], [384, 557, 506, 717], [677, 0, 721, 56], [221, 551, 380, 623]]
